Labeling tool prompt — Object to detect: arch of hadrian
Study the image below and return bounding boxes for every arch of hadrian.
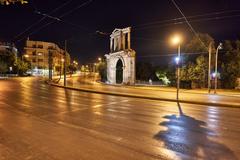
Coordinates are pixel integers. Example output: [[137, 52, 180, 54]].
[[105, 27, 136, 85]]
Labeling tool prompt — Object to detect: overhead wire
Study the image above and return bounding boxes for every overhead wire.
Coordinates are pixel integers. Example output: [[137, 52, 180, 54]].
[[15, 0, 94, 43], [138, 51, 208, 58], [133, 13, 240, 31], [133, 9, 240, 29], [13, 0, 74, 41], [96, 10, 240, 38], [170, 0, 208, 51]]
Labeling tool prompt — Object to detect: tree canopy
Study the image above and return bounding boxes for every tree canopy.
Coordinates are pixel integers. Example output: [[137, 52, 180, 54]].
[[0, 0, 28, 5]]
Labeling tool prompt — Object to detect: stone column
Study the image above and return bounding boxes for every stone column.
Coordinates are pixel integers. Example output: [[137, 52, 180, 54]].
[[114, 38, 116, 52], [128, 32, 131, 49], [110, 38, 112, 52], [119, 32, 122, 51], [118, 37, 121, 51], [122, 33, 126, 50]]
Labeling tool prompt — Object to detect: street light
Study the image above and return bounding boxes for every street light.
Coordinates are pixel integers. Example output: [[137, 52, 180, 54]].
[[171, 34, 182, 101], [214, 43, 223, 94], [98, 57, 102, 62], [22, 54, 29, 61], [175, 56, 180, 65], [208, 42, 213, 93]]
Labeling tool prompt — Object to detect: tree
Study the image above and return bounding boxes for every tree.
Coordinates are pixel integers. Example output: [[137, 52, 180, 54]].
[[155, 70, 170, 85], [98, 61, 107, 82], [221, 40, 240, 88], [15, 58, 30, 75], [68, 64, 77, 74], [184, 33, 214, 53], [0, 48, 18, 74], [0, 0, 28, 5], [181, 33, 214, 88], [136, 62, 154, 81], [0, 61, 8, 74], [180, 55, 208, 88]]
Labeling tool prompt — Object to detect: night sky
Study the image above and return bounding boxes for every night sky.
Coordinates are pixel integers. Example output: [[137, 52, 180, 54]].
[[1, 0, 240, 64]]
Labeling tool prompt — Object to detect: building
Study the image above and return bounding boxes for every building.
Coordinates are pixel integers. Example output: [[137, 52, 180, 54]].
[[105, 27, 136, 85], [23, 39, 70, 76]]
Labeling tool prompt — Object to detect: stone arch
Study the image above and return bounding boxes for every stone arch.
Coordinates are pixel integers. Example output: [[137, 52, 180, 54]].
[[105, 27, 136, 85], [116, 59, 123, 84], [114, 55, 125, 68], [112, 56, 125, 84]]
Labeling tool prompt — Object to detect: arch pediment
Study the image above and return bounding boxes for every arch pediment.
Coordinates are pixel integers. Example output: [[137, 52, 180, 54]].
[[112, 29, 121, 34]]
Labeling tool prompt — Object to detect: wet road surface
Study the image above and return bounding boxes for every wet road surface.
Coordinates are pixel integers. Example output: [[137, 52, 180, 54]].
[[0, 77, 240, 160]]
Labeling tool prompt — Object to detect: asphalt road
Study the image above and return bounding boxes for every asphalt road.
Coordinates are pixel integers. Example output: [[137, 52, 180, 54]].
[[0, 77, 240, 160]]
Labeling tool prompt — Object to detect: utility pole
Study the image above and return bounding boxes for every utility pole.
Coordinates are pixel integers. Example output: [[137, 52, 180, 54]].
[[208, 42, 213, 93], [48, 51, 53, 81], [171, 34, 182, 101], [176, 44, 181, 101], [214, 43, 223, 94], [64, 40, 67, 87]]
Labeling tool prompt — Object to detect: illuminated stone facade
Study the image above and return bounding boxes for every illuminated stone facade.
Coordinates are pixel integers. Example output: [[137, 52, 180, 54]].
[[105, 27, 136, 85], [23, 39, 70, 76]]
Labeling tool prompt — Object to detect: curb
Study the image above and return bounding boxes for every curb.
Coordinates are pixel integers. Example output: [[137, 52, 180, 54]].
[[47, 81, 240, 108], [98, 81, 240, 98]]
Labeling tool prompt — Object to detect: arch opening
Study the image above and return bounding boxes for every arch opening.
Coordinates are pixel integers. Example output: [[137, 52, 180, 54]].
[[116, 59, 123, 84]]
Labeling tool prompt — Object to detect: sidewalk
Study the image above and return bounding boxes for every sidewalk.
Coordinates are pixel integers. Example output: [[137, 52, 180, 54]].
[[129, 85, 240, 97], [49, 77, 240, 108]]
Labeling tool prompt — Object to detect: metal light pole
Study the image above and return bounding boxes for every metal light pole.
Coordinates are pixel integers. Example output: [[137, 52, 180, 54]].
[[208, 42, 213, 93], [171, 34, 182, 101], [176, 44, 181, 101], [64, 40, 67, 87], [214, 43, 223, 94], [48, 51, 53, 81]]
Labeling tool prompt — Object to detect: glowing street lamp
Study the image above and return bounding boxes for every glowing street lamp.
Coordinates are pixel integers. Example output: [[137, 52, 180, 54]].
[[212, 72, 216, 78], [98, 57, 102, 62], [175, 56, 180, 65], [73, 60, 78, 66], [22, 54, 29, 61], [171, 35, 181, 45], [171, 34, 182, 101]]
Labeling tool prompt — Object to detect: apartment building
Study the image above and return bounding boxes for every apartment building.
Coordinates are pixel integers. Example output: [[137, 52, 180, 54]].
[[23, 39, 70, 76]]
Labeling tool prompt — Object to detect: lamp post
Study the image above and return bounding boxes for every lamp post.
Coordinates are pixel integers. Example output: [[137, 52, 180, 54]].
[[171, 35, 182, 101], [214, 43, 223, 94], [94, 63, 97, 73], [208, 42, 213, 93], [63, 40, 67, 87], [60, 58, 64, 80]]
